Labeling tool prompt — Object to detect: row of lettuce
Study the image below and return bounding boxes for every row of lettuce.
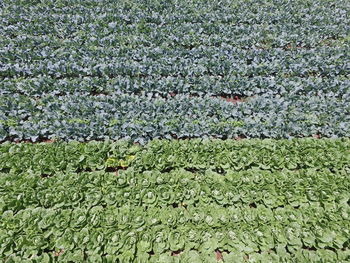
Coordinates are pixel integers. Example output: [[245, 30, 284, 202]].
[[2, 139, 350, 174], [1, 139, 350, 262], [2, 204, 349, 262], [3, 167, 349, 210], [1, 93, 350, 142]]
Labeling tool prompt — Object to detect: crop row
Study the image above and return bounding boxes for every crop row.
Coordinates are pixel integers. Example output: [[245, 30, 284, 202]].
[[1, 46, 349, 93], [1, 93, 350, 142], [3, 168, 349, 211], [1, 0, 349, 99], [1, 139, 349, 261], [1, 46, 349, 79], [2, 203, 349, 262], [1, 0, 349, 142], [1, 161, 349, 261], [2, 0, 349, 49], [1, 138, 350, 174], [2, 75, 350, 98]]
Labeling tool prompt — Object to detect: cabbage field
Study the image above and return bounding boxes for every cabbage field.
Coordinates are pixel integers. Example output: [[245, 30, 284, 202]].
[[1, 0, 350, 142], [1, 0, 350, 262]]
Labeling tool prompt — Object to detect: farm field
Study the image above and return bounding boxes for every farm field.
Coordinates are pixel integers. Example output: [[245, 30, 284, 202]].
[[1, 0, 350, 142], [1, 0, 350, 262], [1, 139, 350, 262]]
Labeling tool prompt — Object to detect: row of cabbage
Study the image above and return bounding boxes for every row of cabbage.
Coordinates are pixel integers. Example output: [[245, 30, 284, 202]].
[[1, 38, 349, 98], [2, 0, 349, 50], [1, 0, 350, 142], [1, 0, 349, 98], [1, 47, 348, 88], [2, 75, 350, 98], [1, 93, 350, 142]]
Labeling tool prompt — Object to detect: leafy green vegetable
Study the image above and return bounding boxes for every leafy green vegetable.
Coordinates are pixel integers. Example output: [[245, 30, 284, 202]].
[[1, 139, 349, 261]]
